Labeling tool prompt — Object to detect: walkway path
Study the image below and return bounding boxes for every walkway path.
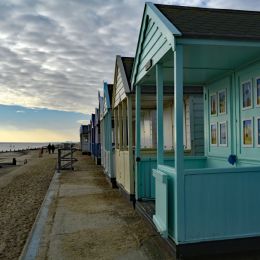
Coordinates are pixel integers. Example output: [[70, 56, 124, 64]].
[[35, 153, 174, 260]]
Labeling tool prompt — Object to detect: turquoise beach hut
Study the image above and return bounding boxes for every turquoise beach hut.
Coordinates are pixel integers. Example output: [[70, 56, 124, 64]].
[[132, 3, 260, 257]]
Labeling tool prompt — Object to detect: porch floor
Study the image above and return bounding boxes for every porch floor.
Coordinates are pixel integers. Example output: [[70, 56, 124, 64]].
[[136, 199, 155, 226]]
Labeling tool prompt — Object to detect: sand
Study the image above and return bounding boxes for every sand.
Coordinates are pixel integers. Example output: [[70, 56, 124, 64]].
[[0, 150, 56, 260]]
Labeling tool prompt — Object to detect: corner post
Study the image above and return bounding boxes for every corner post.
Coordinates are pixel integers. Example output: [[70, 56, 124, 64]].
[[135, 85, 141, 199], [174, 44, 185, 242], [127, 95, 134, 194], [156, 63, 164, 166]]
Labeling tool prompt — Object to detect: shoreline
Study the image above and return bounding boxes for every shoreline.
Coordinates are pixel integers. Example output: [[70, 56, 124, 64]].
[[0, 147, 42, 153]]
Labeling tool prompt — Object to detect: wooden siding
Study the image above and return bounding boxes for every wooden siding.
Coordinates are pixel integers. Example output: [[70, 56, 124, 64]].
[[114, 66, 127, 108], [135, 17, 171, 85], [189, 95, 204, 155], [115, 149, 132, 194], [184, 166, 260, 242]]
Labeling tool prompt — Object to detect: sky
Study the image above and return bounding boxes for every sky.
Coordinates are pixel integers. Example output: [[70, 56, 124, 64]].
[[1, 0, 260, 142]]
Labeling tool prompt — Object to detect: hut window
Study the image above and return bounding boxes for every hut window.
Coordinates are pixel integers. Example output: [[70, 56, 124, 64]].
[[163, 100, 190, 151], [141, 110, 156, 149], [139, 103, 191, 150]]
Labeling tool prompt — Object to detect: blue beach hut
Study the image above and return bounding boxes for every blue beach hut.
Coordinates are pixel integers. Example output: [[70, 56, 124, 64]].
[[80, 125, 91, 155], [132, 3, 260, 257], [94, 107, 101, 165], [90, 113, 95, 158]]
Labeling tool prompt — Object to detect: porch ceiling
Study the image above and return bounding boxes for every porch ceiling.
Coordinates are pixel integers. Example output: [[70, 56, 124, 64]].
[[139, 42, 260, 86], [131, 93, 175, 110]]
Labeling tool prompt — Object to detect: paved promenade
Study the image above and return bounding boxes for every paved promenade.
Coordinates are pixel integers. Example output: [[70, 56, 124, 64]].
[[32, 153, 173, 260]]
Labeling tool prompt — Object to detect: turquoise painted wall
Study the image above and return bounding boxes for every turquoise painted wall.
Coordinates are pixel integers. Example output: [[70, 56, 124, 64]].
[[133, 14, 172, 84], [138, 155, 206, 199], [206, 77, 232, 158], [184, 166, 260, 242], [236, 62, 260, 165], [205, 61, 260, 167]]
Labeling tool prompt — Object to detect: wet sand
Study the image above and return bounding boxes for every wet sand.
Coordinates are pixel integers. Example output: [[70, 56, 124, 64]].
[[0, 150, 56, 260]]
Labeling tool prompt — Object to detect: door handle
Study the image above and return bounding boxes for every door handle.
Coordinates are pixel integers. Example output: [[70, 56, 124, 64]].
[[136, 157, 141, 162]]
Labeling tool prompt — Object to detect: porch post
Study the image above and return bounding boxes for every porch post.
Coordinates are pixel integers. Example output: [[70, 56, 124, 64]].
[[135, 85, 141, 199], [156, 63, 164, 165], [174, 44, 184, 242], [127, 95, 134, 194]]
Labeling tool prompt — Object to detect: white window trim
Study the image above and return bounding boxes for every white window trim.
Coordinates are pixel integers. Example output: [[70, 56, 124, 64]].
[[219, 121, 228, 147], [242, 117, 254, 148], [241, 79, 253, 110]]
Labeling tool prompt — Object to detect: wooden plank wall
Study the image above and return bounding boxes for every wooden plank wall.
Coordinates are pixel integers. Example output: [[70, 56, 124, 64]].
[[114, 66, 126, 108]]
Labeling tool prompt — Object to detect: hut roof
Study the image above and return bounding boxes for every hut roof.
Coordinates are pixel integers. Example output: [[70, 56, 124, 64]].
[[155, 4, 260, 40], [107, 84, 113, 104], [121, 57, 134, 87]]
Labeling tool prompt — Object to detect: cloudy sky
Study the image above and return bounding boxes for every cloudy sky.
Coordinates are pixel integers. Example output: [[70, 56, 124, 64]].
[[1, 0, 260, 142]]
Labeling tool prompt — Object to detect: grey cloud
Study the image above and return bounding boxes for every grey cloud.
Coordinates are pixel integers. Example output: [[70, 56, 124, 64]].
[[0, 0, 259, 114]]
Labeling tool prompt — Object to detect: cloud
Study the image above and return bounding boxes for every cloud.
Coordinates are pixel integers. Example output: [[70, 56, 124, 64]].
[[16, 110, 25, 113], [77, 119, 90, 125], [0, 0, 259, 115]]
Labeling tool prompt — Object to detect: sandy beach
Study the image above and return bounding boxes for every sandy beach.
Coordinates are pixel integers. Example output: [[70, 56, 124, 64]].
[[0, 149, 57, 260]]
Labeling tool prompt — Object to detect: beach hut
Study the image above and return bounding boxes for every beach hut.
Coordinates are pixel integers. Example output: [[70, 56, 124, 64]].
[[79, 125, 91, 154], [132, 2, 260, 257], [86, 124, 92, 155], [99, 92, 105, 166], [100, 82, 116, 186], [113, 54, 203, 202], [90, 113, 95, 158], [94, 108, 101, 165], [112, 55, 135, 200]]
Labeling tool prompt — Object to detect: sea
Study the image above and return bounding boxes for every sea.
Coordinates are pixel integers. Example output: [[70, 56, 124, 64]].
[[0, 142, 51, 152]]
